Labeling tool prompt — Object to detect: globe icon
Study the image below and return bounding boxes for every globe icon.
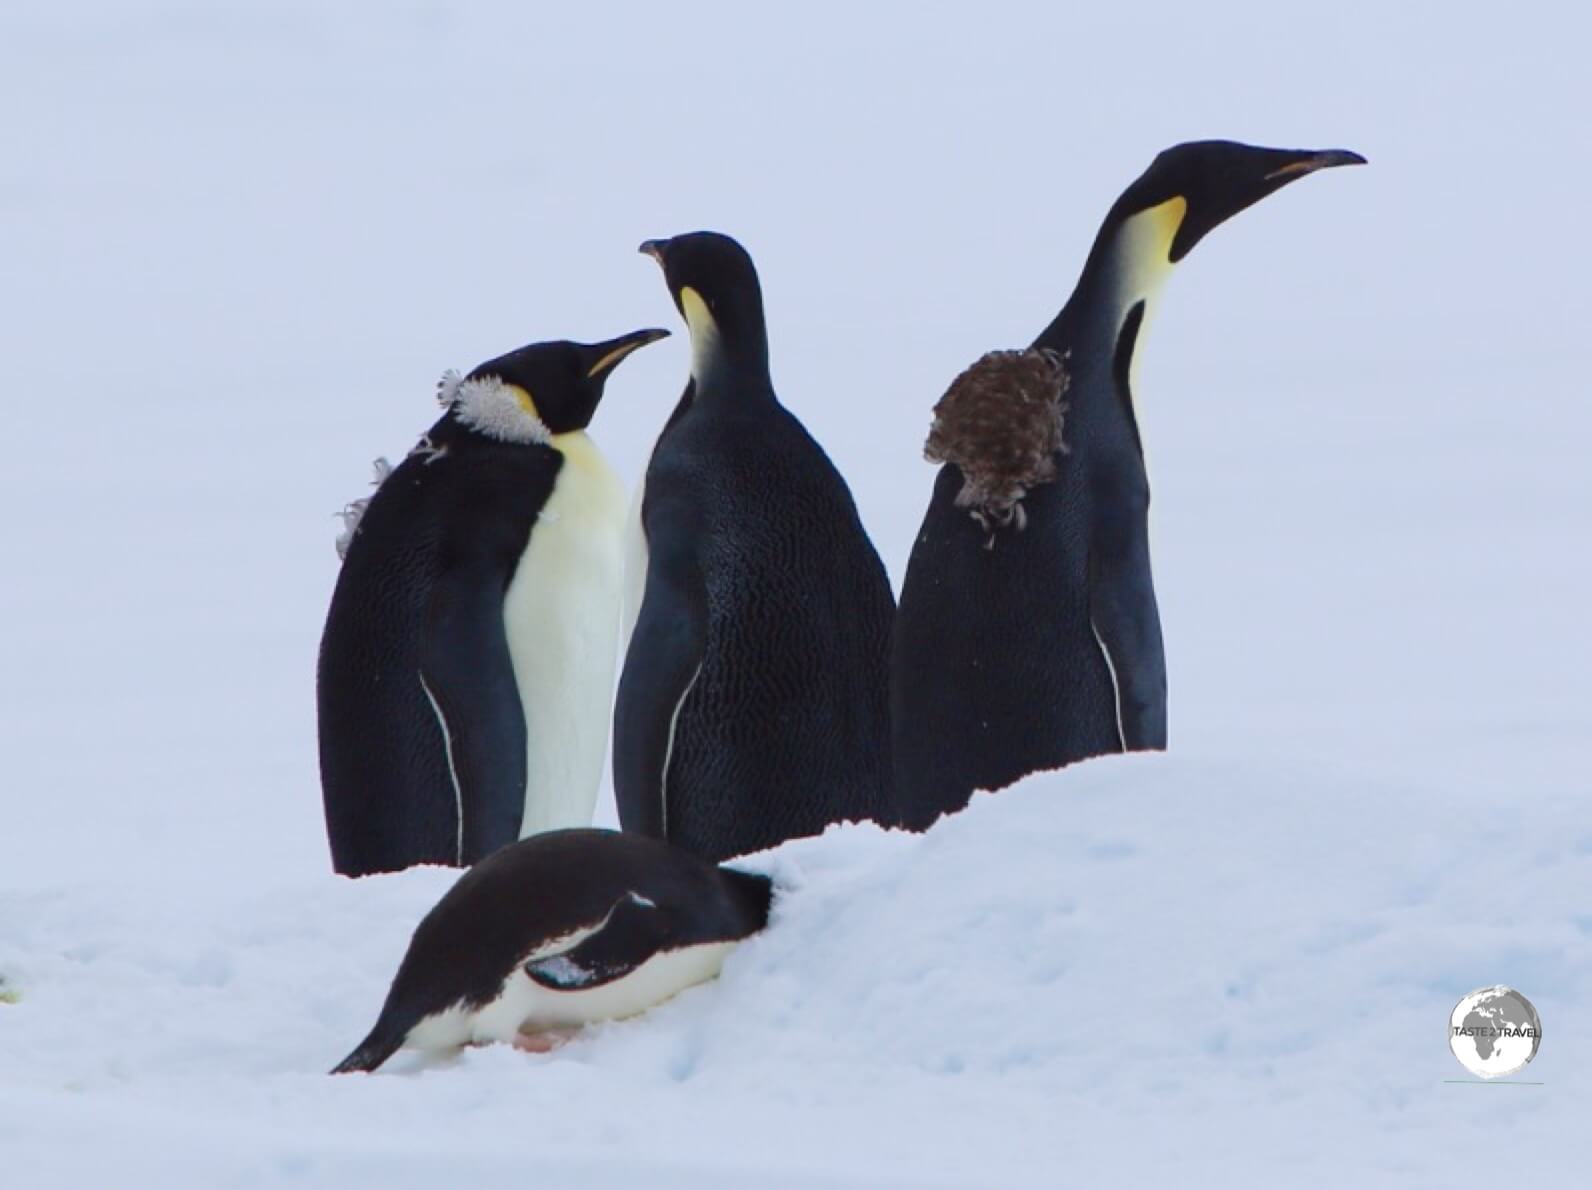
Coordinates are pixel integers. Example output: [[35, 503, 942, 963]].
[[1448, 986, 1541, 1078]]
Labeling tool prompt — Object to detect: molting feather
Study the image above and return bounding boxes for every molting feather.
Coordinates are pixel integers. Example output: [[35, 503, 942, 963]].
[[923, 348, 1070, 540]]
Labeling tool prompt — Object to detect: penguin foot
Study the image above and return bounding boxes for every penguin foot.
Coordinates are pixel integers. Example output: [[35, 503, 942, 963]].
[[512, 1026, 584, 1054]]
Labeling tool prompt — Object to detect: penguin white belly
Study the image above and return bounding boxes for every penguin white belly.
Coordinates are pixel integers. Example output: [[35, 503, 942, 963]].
[[502, 432, 627, 838], [402, 1004, 474, 1055], [470, 940, 738, 1041]]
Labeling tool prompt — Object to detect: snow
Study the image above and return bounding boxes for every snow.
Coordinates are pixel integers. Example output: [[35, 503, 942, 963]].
[[4, 759, 1590, 1186], [2, 0, 1590, 1185]]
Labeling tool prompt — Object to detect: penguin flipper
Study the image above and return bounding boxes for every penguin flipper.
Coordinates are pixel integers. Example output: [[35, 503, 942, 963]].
[[419, 559, 528, 865], [330, 1025, 407, 1075], [1087, 532, 1168, 752], [525, 893, 672, 991], [613, 506, 707, 840]]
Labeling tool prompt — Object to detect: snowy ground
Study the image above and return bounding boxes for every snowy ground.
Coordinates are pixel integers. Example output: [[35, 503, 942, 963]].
[[3, 1, 1590, 1186], [4, 758, 1590, 1186]]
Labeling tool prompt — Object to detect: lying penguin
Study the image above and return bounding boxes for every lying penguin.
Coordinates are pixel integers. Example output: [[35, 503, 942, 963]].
[[332, 828, 773, 1073]]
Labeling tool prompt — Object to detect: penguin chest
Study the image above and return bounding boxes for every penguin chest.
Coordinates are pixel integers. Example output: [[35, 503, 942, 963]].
[[502, 433, 627, 837]]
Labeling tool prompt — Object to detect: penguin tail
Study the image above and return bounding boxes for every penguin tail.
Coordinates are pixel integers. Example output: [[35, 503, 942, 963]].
[[330, 1025, 406, 1075]]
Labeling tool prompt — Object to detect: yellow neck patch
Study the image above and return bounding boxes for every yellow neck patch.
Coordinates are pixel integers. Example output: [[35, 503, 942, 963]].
[[1109, 196, 1188, 477], [1112, 196, 1187, 312], [678, 286, 721, 379], [679, 286, 714, 336], [507, 383, 541, 422]]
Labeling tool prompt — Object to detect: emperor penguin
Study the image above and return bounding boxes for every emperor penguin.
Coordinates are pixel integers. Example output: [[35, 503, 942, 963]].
[[892, 141, 1365, 829], [613, 231, 896, 862], [331, 828, 773, 1073], [318, 328, 667, 876]]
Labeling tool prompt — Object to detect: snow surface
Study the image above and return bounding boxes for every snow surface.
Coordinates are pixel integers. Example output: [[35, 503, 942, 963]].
[[3, 1, 1590, 1185]]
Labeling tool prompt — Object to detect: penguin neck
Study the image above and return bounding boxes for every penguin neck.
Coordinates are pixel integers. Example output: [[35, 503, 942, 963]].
[[549, 427, 603, 466], [679, 285, 773, 407], [687, 328, 775, 407], [1037, 197, 1185, 441]]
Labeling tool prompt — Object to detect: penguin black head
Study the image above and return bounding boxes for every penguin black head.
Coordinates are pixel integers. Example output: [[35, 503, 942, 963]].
[[1111, 140, 1366, 264], [639, 232, 769, 378], [441, 328, 669, 442]]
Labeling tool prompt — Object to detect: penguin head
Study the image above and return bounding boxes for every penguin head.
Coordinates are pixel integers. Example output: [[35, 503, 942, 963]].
[[639, 231, 770, 380], [1113, 140, 1365, 264], [443, 329, 669, 442]]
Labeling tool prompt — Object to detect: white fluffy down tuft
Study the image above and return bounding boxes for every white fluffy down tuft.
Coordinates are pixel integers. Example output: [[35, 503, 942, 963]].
[[334, 456, 393, 560], [437, 370, 550, 446]]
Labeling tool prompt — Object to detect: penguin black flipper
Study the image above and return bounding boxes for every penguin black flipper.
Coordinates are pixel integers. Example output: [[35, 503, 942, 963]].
[[418, 550, 532, 866], [525, 893, 674, 990], [331, 1028, 407, 1076], [612, 491, 708, 841], [1087, 513, 1168, 751]]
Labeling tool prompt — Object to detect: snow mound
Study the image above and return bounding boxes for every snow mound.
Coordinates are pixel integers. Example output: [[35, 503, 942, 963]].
[[3, 752, 1588, 1186]]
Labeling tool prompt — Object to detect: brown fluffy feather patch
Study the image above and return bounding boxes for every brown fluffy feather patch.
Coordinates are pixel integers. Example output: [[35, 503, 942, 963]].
[[924, 348, 1070, 537]]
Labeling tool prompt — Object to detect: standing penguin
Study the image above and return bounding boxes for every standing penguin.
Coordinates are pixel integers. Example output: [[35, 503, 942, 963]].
[[613, 231, 895, 861], [892, 141, 1364, 828], [318, 329, 667, 876], [331, 828, 773, 1073]]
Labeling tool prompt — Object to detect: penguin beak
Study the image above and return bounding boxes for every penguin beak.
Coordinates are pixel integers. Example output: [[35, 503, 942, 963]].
[[639, 239, 688, 316], [1263, 148, 1368, 182], [584, 327, 670, 379]]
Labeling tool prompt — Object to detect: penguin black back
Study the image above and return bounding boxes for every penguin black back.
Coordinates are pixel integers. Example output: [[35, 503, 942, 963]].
[[318, 331, 664, 875], [319, 417, 552, 872], [892, 142, 1365, 829], [615, 232, 896, 861]]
